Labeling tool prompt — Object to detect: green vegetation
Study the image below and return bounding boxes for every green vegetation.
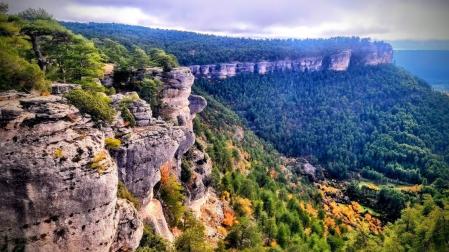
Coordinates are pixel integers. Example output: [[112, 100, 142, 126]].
[[65, 89, 115, 122], [137, 225, 169, 252], [193, 88, 332, 250], [0, 6, 104, 93], [196, 66, 449, 185], [174, 212, 212, 252], [64, 22, 390, 66], [0, 8, 49, 92], [159, 163, 186, 227], [117, 181, 141, 209]]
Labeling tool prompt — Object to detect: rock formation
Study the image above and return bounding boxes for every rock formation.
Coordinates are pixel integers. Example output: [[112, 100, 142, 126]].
[[0, 91, 142, 252], [190, 43, 393, 79], [0, 67, 210, 250]]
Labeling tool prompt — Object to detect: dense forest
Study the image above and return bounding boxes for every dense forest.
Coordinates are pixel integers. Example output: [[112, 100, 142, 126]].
[[196, 66, 449, 185], [192, 87, 449, 251], [63, 22, 390, 66]]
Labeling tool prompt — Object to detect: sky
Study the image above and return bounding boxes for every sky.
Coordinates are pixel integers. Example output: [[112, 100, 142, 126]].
[[4, 0, 449, 48]]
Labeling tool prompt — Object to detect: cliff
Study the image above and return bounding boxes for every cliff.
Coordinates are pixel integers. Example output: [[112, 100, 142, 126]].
[[0, 67, 213, 250], [0, 91, 142, 251], [190, 43, 393, 78]]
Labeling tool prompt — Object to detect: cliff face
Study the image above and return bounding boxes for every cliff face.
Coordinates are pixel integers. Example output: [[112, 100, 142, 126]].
[[0, 67, 210, 249], [0, 92, 142, 251], [190, 43, 393, 78]]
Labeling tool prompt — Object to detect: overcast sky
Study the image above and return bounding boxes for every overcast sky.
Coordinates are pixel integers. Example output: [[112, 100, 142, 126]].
[[5, 0, 449, 43]]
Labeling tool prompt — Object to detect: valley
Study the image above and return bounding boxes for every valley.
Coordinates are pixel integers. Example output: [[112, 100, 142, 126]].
[[0, 4, 449, 252]]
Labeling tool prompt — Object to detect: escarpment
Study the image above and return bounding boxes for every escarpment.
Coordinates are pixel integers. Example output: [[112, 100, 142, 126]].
[[0, 91, 142, 251], [190, 42, 393, 78], [0, 67, 211, 250]]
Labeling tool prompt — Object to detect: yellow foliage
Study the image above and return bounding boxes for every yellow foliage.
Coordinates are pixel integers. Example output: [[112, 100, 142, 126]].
[[398, 184, 422, 193], [105, 137, 121, 150], [304, 227, 311, 236], [217, 226, 228, 237], [221, 191, 231, 202], [90, 150, 109, 174], [53, 148, 63, 159], [234, 197, 253, 217]]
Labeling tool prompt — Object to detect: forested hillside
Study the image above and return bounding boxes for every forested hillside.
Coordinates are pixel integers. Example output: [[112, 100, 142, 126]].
[[196, 66, 449, 185], [63, 22, 390, 66]]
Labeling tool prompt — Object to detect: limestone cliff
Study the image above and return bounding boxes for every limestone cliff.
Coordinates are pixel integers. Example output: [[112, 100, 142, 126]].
[[0, 67, 210, 250], [0, 91, 142, 252], [190, 42, 393, 78]]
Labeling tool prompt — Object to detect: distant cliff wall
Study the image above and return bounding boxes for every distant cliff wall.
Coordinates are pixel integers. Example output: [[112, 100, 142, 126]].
[[190, 43, 393, 78]]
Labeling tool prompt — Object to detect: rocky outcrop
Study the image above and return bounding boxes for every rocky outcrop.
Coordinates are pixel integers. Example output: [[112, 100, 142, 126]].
[[111, 199, 144, 251], [283, 157, 325, 182], [111, 123, 187, 203], [190, 43, 393, 79], [184, 143, 213, 201], [0, 67, 209, 249], [110, 92, 153, 127], [188, 95, 207, 117], [140, 199, 174, 242], [328, 50, 352, 71], [107, 67, 208, 241], [188, 189, 225, 242], [357, 43, 393, 66], [0, 92, 142, 252], [51, 83, 81, 95]]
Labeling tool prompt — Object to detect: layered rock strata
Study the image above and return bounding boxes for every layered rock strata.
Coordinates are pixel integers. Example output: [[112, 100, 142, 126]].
[[190, 45, 393, 79]]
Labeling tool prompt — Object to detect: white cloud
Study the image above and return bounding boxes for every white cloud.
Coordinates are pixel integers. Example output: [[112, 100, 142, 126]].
[[4, 0, 449, 40]]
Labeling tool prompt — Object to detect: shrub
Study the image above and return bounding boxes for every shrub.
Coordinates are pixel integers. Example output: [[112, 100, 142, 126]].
[[224, 217, 263, 250], [105, 137, 121, 150], [65, 89, 115, 122], [149, 48, 178, 72], [89, 150, 109, 174], [136, 225, 169, 252], [120, 106, 136, 127], [138, 78, 161, 112], [233, 197, 253, 217], [159, 162, 185, 227], [175, 213, 212, 252], [117, 181, 140, 209], [180, 158, 192, 183], [53, 147, 63, 159]]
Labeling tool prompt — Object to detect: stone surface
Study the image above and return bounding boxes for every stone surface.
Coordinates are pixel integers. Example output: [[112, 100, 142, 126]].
[[184, 144, 213, 201], [188, 189, 225, 242], [111, 92, 153, 127], [111, 124, 187, 203], [328, 50, 352, 71], [51, 83, 81, 95], [188, 95, 207, 116], [0, 94, 141, 252], [140, 199, 174, 242], [111, 199, 144, 251]]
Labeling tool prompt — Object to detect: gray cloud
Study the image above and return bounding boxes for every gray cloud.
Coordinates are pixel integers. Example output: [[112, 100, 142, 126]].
[[4, 0, 449, 40]]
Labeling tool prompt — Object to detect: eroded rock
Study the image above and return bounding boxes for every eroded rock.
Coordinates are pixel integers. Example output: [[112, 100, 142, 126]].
[[0, 94, 141, 252]]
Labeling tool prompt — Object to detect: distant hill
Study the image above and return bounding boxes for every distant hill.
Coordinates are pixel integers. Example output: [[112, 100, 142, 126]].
[[394, 50, 449, 91], [63, 22, 391, 66], [196, 65, 449, 184]]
